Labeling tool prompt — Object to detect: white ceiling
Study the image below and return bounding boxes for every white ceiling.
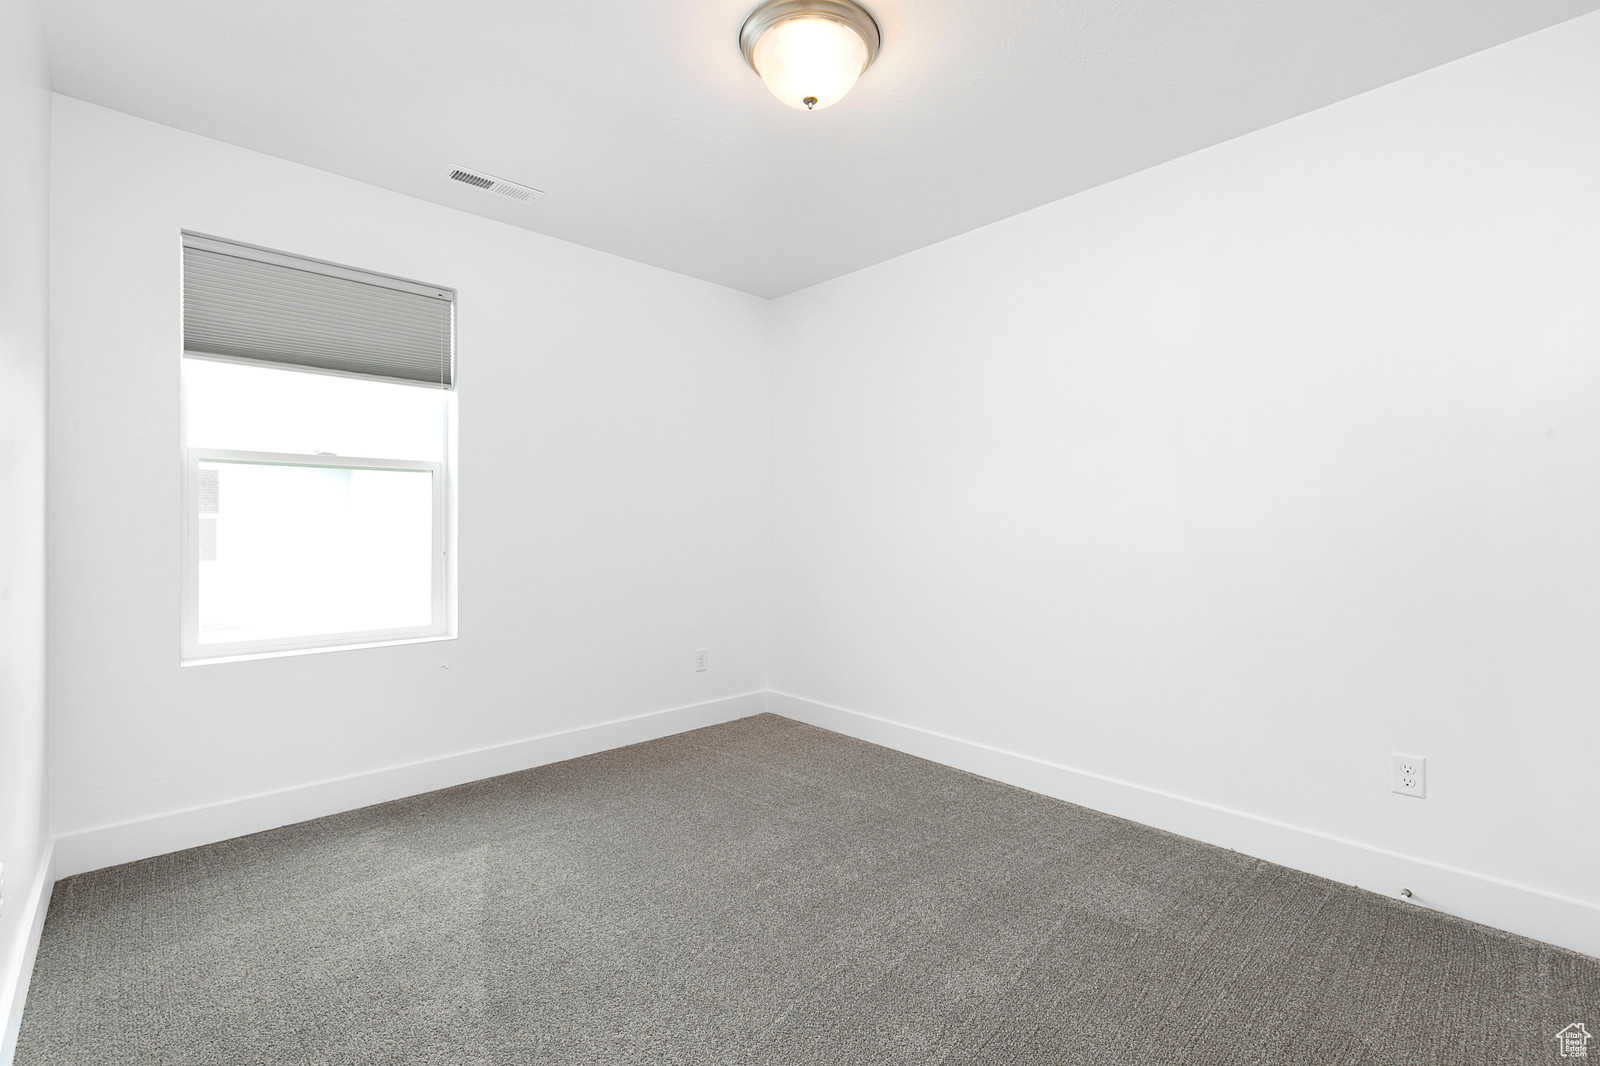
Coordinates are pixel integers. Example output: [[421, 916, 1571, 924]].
[[40, 0, 1600, 298]]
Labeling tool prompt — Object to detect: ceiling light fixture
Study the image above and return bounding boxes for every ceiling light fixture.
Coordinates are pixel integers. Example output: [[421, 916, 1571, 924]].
[[739, 0, 881, 112]]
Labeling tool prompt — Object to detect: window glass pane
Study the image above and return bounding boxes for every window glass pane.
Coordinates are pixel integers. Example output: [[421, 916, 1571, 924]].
[[185, 358, 445, 461], [197, 460, 434, 645]]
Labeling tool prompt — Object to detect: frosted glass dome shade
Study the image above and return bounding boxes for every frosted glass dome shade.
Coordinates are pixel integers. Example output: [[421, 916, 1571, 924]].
[[748, 12, 873, 111]]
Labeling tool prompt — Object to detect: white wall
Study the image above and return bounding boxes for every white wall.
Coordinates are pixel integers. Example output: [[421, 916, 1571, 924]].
[[48, 99, 771, 840], [0, 0, 51, 1037], [771, 11, 1600, 937]]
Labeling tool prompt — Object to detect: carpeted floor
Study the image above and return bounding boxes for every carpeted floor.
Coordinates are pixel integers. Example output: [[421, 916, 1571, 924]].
[[16, 714, 1596, 1065]]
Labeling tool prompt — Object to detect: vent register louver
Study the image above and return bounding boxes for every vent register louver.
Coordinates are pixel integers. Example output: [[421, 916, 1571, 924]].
[[447, 166, 544, 204]]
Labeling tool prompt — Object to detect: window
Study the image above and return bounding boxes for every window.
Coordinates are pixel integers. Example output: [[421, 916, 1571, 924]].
[[181, 234, 455, 660]]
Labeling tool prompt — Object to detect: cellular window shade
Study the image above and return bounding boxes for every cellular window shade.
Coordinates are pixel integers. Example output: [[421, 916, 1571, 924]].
[[182, 235, 455, 388]]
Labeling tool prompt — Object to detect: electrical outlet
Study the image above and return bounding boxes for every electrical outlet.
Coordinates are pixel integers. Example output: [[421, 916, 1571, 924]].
[[694, 648, 708, 673], [1391, 753, 1427, 798]]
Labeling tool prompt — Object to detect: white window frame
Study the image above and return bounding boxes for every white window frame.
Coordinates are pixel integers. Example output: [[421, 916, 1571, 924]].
[[180, 365, 454, 662]]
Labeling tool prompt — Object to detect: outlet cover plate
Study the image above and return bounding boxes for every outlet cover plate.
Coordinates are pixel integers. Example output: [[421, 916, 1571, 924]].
[[1392, 753, 1427, 798]]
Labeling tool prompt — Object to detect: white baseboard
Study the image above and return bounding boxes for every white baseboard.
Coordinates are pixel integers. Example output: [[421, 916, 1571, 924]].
[[54, 691, 769, 880], [0, 840, 55, 1066], [768, 691, 1600, 959], [40, 687, 1600, 960]]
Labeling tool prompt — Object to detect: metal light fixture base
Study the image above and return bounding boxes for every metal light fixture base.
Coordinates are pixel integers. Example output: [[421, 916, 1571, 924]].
[[739, 0, 881, 74]]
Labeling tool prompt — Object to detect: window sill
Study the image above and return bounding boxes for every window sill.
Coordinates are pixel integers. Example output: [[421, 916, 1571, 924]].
[[181, 632, 456, 667]]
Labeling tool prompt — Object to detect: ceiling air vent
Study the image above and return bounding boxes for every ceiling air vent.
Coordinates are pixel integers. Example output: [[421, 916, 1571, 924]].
[[446, 166, 544, 204]]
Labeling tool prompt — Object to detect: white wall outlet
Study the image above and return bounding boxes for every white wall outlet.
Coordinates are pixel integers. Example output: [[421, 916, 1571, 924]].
[[694, 648, 708, 673], [1391, 753, 1427, 798]]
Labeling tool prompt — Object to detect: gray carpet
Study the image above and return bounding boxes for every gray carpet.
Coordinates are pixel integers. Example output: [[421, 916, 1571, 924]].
[[17, 714, 1596, 1065]]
